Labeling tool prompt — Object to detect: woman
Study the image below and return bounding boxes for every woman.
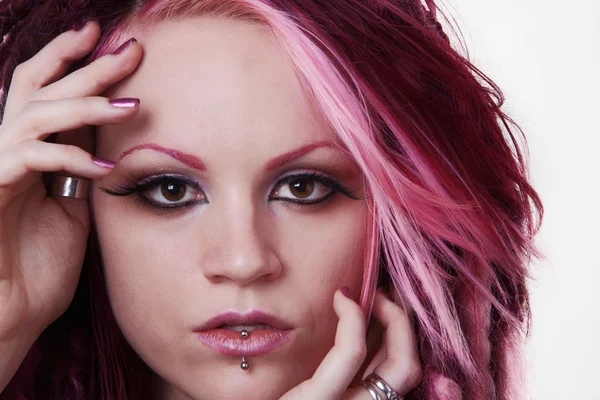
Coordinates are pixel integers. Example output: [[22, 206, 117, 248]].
[[0, 0, 544, 399]]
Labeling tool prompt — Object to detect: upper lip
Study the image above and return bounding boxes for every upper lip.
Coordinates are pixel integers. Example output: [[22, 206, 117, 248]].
[[194, 309, 294, 331]]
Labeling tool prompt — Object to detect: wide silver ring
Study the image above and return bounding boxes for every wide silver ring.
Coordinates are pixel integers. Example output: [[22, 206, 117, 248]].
[[49, 175, 91, 200], [365, 373, 403, 400]]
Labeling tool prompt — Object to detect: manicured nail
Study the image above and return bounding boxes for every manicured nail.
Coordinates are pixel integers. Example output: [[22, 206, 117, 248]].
[[92, 157, 116, 169], [111, 38, 136, 55], [109, 98, 140, 108], [340, 287, 353, 299]]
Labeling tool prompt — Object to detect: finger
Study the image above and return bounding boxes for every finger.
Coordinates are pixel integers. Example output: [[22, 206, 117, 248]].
[[0, 96, 139, 145], [42, 126, 98, 230], [3, 20, 101, 120], [358, 311, 385, 381], [39, 127, 94, 193], [364, 289, 423, 396], [31, 37, 142, 102], [0, 138, 114, 191], [308, 288, 367, 399]]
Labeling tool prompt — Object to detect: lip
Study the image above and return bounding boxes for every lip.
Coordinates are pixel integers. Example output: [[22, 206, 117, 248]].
[[194, 309, 294, 356], [195, 309, 294, 331]]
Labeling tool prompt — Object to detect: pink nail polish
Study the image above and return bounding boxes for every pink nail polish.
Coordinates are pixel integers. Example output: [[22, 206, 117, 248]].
[[111, 38, 136, 55], [340, 287, 353, 299], [109, 98, 139, 108], [92, 157, 116, 169]]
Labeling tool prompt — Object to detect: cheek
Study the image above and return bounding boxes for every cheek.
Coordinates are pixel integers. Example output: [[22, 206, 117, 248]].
[[91, 199, 184, 355], [275, 201, 369, 328], [273, 201, 369, 366], [279, 201, 368, 291]]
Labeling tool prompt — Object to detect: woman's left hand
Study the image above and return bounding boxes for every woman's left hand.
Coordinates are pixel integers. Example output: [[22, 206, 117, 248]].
[[279, 288, 423, 400]]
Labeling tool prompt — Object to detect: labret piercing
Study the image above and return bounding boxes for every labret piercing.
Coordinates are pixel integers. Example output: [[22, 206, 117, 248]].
[[241, 330, 249, 370]]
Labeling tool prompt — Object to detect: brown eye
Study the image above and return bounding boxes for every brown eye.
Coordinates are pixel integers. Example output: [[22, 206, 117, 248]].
[[101, 174, 208, 210], [143, 177, 205, 206], [271, 174, 334, 203], [289, 179, 315, 198], [160, 180, 186, 202]]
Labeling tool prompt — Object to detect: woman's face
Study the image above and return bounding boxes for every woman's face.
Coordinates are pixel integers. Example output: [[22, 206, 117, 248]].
[[92, 16, 368, 400]]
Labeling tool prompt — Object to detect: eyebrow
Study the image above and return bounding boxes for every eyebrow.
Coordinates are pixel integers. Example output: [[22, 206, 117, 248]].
[[118, 143, 207, 170], [117, 140, 339, 172]]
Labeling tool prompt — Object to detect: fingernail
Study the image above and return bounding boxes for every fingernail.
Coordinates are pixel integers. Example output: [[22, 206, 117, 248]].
[[340, 287, 353, 299], [92, 157, 116, 169], [109, 98, 140, 108], [111, 38, 136, 55]]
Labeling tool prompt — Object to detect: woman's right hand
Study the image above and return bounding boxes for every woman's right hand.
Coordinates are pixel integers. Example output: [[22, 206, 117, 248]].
[[0, 20, 142, 343]]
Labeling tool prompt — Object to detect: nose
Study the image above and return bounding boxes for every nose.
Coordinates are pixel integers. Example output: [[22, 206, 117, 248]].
[[202, 197, 282, 287]]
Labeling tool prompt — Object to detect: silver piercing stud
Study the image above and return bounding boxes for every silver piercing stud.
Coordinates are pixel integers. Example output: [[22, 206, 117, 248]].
[[240, 331, 249, 370]]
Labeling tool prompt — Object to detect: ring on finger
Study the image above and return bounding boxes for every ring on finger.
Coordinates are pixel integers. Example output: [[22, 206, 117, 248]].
[[361, 373, 404, 400], [49, 175, 91, 200]]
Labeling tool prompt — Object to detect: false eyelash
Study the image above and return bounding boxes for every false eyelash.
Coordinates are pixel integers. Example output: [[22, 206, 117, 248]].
[[269, 171, 364, 204], [100, 173, 206, 213], [99, 170, 365, 214]]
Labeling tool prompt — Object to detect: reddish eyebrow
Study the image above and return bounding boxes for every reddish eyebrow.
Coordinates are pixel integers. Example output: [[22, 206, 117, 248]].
[[117, 140, 338, 171], [117, 143, 207, 171], [263, 140, 337, 171]]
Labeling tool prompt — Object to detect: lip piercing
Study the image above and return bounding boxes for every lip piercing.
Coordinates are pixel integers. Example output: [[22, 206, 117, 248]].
[[241, 330, 249, 370]]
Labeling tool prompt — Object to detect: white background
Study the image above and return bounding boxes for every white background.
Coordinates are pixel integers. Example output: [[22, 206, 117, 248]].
[[439, 0, 599, 398]]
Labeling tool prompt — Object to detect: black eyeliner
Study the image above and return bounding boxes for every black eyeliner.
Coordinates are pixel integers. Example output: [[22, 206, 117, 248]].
[[269, 171, 364, 204], [100, 173, 207, 213], [100, 170, 365, 212]]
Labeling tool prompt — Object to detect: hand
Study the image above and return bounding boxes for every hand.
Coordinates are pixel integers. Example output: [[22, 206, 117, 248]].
[[280, 288, 423, 400], [0, 20, 142, 342]]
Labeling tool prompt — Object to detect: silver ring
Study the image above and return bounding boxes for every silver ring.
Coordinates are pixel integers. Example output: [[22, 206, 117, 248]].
[[49, 175, 91, 200], [360, 380, 381, 400], [365, 373, 403, 400]]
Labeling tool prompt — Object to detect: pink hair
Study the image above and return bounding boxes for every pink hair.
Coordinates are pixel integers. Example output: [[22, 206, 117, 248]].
[[0, 0, 544, 399]]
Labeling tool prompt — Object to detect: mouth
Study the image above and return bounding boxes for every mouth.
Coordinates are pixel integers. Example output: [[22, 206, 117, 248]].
[[194, 310, 294, 356], [218, 324, 272, 332]]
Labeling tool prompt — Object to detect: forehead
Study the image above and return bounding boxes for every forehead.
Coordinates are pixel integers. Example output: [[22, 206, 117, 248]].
[[98, 16, 338, 157]]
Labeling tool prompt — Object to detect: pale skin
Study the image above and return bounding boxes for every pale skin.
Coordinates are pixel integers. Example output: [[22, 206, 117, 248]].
[[0, 17, 422, 399]]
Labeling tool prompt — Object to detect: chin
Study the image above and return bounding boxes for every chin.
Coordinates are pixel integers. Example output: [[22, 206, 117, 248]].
[[157, 359, 313, 400]]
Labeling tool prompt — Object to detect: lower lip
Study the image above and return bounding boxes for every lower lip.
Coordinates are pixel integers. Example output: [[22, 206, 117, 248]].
[[196, 329, 292, 356]]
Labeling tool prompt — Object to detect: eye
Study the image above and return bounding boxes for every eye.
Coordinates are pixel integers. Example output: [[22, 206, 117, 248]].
[[144, 177, 206, 206], [101, 174, 207, 210], [269, 171, 355, 205], [101, 171, 364, 211]]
